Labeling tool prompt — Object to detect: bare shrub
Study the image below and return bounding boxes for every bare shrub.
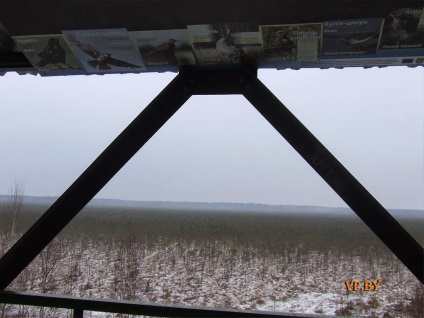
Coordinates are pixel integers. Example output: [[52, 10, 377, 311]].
[[0, 181, 25, 239]]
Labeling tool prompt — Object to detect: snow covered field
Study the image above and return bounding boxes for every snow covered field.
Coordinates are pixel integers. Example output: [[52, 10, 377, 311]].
[[1, 204, 423, 317]]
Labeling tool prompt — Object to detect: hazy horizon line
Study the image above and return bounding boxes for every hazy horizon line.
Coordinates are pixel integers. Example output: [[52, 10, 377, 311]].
[[0, 193, 423, 211]]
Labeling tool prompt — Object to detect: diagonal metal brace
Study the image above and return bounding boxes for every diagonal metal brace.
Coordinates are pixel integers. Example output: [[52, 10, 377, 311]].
[[0, 71, 192, 289], [240, 70, 424, 284]]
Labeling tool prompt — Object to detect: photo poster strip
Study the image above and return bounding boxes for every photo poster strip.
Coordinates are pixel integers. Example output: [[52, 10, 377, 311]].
[[187, 22, 261, 65], [129, 29, 196, 68], [62, 29, 146, 74], [13, 34, 85, 76], [260, 23, 322, 62], [321, 18, 383, 59], [9, 10, 424, 75]]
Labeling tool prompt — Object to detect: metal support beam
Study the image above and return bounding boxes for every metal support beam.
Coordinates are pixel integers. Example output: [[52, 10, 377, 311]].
[[0, 71, 191, 289], [73, 308, 84, 318], [0, 291, 339, 318], [181, 66, 256, 95], [240, 70, 424, 283]]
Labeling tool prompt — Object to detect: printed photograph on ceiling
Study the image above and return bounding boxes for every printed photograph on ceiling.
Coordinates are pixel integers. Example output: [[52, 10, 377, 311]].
[[321, 18, 383, 58], [13, 35, 83, 75], [63, 29, 146, 74], [379, 8, 424, 50], [188, 22, 261, 65], [129, 29, 196, 67], [260, 23, 322, 62]]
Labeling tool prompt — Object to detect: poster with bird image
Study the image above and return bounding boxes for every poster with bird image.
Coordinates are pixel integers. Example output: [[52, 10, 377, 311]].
[[13, 34, 84, 75], [187, 22, 261, 65], [260, 23, 322, 62], [379, 8, 424, 50], [321, 18, 383, 58], [129, 29, 196, 69], [62, 29, 146, 74]]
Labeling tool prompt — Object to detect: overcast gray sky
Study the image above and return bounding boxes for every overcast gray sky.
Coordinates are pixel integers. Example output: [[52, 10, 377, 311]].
[[0, 67, 423, 209]]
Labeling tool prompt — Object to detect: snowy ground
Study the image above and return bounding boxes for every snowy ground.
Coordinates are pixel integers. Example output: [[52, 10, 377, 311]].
[[2, 234, 422, 318], [1, 205, 423, 317]]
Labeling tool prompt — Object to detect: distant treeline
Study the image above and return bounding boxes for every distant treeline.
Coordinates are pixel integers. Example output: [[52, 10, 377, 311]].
[[1, 194, 423, 216], [2, 202, 422, 255]]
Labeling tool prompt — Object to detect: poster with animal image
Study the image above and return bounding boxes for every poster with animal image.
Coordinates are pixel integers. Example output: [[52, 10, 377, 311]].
[[321, 18, 383, 58], [187, 22, 261, 65], [379, 8, 424, 50], [62, 29, 146, 74], [260, 23, 322, 61], [129, 29, 196, 67], [13, 35, 83, 75]]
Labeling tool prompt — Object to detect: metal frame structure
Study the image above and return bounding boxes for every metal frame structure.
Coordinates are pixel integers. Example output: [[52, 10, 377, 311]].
[[0, 67, 423, 317], [0, 290, 340, 318]]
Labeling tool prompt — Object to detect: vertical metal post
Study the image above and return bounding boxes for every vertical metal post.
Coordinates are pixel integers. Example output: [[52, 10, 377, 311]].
[[0, 72, 191, 289], [73, 308, 84, 318]]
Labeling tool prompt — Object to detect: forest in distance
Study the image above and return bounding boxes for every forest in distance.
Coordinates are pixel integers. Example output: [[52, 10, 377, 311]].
[[0, 197, 423, 318]]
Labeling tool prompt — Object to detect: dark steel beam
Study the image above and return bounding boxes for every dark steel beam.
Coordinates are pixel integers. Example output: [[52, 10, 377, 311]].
[[181, 66, 257, 95], [241, 70, 424, 284], [0, 72, 191, 290], [0, 291, 341, 318], [1, 1, 422, 36], [73, 308, 84, 318]]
